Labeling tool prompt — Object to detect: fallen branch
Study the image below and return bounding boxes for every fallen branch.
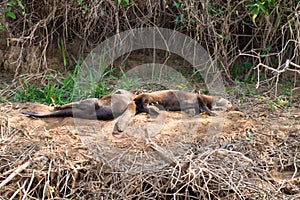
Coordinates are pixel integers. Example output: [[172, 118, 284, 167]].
[[0, 156, 47, 189]]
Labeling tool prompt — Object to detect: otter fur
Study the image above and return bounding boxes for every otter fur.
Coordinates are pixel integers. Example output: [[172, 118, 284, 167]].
[[134, 90, 230, 116], [23, 89, 136, 132]]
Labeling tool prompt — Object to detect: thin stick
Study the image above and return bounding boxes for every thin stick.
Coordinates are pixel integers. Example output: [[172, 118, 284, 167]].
[[0, 156, 46, 190]]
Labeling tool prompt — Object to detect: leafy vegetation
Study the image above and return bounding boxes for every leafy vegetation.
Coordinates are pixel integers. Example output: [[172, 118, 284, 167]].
[[245, 0, 275, 23], [1, 0, 298, 83], [8, 61, 113, 105], [117, 0, 130, 6], [5, 0, 26, 20], [0, 0, 298, 106]]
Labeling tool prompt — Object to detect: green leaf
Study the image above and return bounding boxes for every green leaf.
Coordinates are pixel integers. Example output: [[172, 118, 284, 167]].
[[5, 10, 16, 19], [175, 14, 183, 26], [124, 0, 129, 6], [82, 4, 88, 14], [274, 13, 281, 29], [17, 0, 25, 10], [245, 2, 256, 7], [251, 7, 259, 22], [242, 62, 252, 70], [60, 40, 67, 67], [177, 84, 184, 89], [261, 44, 271, 57], [252, 13, 258, 22], [217, 8, 224, 14], [172, 2, 181, 7], [190, 18, 195, 24], [7, 1, 17, 7], [259, 4, 267, 13]]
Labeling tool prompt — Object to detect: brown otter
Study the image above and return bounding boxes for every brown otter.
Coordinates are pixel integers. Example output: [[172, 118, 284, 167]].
[[134, 90, 230, 116], [24, 89, 231, 132], [23, 89, 136, 132]]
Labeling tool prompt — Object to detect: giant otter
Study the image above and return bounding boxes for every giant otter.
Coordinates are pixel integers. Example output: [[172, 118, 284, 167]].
[[23, 89, 136, 132], [134, 90, 231, 116], [24, 89, 231, 132]]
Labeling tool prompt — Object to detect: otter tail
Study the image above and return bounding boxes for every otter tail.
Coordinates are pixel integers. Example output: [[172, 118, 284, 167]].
[[23, 108, 73, 118]]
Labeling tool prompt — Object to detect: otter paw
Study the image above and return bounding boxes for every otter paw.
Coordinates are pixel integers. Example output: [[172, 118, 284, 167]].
[[53, 105, 62, 110]]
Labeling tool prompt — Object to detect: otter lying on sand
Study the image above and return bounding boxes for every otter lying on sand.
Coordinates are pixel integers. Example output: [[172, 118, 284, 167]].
[[23, 89, 136, 132], [24, 89, 232, 132], [134, 90, 232, 116]]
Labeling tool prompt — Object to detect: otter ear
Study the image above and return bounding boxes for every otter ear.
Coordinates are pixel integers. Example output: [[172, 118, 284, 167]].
[[133, 96, 142, 109], [134, 95, 144, 103], [114, 89, 134, 97]]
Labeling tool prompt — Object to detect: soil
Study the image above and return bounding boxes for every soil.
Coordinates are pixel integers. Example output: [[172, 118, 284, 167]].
[[1, 97, 299, 192], [3, 102, 239, 149]]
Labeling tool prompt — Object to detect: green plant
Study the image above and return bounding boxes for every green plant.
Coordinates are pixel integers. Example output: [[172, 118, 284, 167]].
[[230, 64, 239, 79], [261, 44, 271, 57], [230, 62, 253, 81], [267, 95, 291, 111], [172, 0, 195, 26], [5, 0, 25, 20], [9, 56, 114, 105], [245, 0, 275, 23], [279, 81, 293, 96], [77, 0, 88, 14], [117, 0, 130, 6], [11, 80, 44, 103], [0, 97, 6, 103], [276, 96, 289, 107], [0, 0, 26, 32], [116, 67, 140, 90], [60, 40, 67, 68], [207, 1, 225, 17]]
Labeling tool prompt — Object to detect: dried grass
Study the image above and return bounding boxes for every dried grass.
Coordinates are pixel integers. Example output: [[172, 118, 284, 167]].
[[0, 103, 299, 199]]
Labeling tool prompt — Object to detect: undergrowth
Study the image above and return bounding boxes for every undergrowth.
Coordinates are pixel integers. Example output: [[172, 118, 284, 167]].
[[1, 0, 299, 85], [8, 61, 114, 105], [1, 0, 299, 106], [6, 65, 296, 110]]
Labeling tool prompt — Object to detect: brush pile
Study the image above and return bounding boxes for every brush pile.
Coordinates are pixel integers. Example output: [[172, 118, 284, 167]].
[[0, 101, 299, 199]]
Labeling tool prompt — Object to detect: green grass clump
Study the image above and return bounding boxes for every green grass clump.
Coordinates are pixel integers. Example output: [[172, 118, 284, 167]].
[[9, 61, 112, 105]]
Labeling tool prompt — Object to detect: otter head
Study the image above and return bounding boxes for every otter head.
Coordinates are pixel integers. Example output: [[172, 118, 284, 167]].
[[134, 94, 150, 114], [215, 98, 233, 110], [114, 89, 136, 100], [198, 94, 233, 113], [209, 97, 233, 111]]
